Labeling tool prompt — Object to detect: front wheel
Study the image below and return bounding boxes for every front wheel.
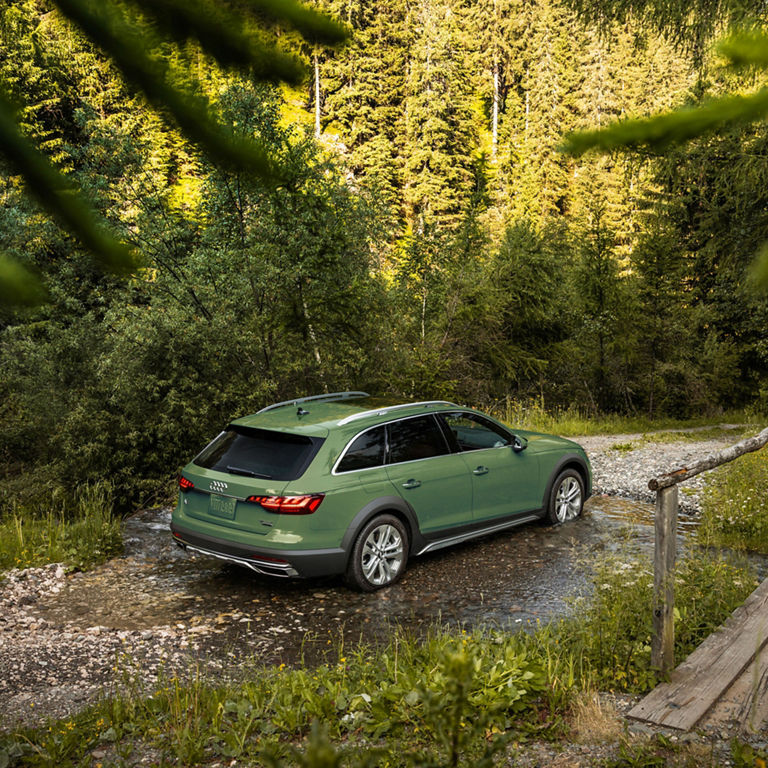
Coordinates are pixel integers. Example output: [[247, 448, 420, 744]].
[[546, 469, 584, 524], [346, 514, 409, 591]]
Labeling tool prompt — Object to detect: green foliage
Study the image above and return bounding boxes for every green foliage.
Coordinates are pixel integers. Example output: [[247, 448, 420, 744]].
[[0, 482, 122, 571], [1, 627, 546, 766], [699, 447, 768, 552], [563, 0, 759, 61], [730, 738, 768, 768], [562, 11, 768, 292], [0, 253, 46, 306], [564, 88, 768, 156], [0, 84, 138, 284], [0, 0, 347, 305], [545, 549, 756, 692]]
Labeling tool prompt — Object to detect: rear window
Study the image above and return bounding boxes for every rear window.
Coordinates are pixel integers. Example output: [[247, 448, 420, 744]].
[[193, 426, 323, 481]]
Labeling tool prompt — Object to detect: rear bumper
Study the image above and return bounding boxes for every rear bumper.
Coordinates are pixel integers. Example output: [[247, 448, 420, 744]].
[[170, 522, 347, 579]]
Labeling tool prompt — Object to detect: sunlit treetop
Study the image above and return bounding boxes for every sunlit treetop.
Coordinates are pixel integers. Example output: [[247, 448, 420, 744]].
[[564, 0, 764, 61], [562, 19, 768, 288]]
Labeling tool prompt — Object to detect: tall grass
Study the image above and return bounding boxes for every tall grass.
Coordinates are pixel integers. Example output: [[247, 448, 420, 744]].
[[537, 549, 757, 693], [699, 448, 768, 553], [490, 397, 753, 437], [0, 482, 123, 572]]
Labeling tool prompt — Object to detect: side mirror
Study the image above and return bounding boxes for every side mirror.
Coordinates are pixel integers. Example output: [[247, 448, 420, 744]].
[[512, 435, 528, 453]]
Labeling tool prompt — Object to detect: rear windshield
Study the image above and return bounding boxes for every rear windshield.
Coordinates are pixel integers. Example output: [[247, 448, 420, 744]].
[[193, 426, 323, 481]]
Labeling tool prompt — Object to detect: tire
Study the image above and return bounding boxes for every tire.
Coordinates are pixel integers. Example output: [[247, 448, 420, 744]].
[[346, 514, 409, 591], [545, 469, 584, 525]]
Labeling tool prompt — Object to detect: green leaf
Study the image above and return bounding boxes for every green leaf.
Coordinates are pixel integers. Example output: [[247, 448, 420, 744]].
[[126, 0, 307, 84], [719, 31, 768, 68], [240, 0, 348, 45], [562, 88, 768, 156], [752, 243, 768, 289], [0, 254, 47, 307], [52, 0, 284, 178]]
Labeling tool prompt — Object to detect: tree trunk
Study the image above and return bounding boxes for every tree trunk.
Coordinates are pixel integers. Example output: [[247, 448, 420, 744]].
[[492, 61, 499, 160], [314, 53, 321, 139]]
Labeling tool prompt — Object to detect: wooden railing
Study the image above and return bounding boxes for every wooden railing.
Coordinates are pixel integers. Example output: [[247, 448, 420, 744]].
[[648, 426, 768, 673]]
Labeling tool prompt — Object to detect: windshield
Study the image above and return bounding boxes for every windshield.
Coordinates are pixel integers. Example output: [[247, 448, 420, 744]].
[[193, 426, 323, 481]]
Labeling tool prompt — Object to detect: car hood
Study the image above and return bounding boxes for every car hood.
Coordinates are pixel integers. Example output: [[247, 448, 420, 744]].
[[514, 429, 588, 454]]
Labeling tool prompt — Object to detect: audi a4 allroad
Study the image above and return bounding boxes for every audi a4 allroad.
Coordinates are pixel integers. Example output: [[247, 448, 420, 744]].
[[171, 392, 592, 591]]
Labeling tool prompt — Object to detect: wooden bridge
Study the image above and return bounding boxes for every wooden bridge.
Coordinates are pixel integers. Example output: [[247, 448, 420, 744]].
[[628, 577, 768, 733], [627, 426, 768, 735]]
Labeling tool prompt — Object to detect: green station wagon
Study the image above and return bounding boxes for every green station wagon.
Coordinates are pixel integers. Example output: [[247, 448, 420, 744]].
[[171, 393, 592, 590]]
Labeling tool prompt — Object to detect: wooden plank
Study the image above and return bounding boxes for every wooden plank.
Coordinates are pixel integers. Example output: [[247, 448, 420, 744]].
[[629, 577, 768, 730], [652, 486, 677, 673], [703, 645, 768, 733]]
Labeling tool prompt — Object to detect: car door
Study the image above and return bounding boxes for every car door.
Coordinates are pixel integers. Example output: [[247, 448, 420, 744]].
[[385, 414, 473, 533], [439, 412, 540, 521]]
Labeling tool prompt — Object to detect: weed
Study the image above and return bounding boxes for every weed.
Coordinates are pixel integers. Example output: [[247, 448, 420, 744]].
[[0, 482, 122, 572], [610, 442, 636, 452], [731, 738, 768, 768], [699, 447, 768, 553], [533, 549, 756, 693], [568, 692, 622, 744]]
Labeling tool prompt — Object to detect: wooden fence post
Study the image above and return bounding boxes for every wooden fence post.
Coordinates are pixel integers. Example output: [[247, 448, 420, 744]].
[[646, 426, 768, 677], [652, 484, 678, 674]]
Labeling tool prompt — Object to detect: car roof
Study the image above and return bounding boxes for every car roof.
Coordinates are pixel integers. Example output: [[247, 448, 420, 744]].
[[231, 393, 461, 435]]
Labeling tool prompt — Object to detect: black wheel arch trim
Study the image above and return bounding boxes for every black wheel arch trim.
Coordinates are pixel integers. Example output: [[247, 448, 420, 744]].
[[339, 495, 425, 560], [541, 453, 592, 510]]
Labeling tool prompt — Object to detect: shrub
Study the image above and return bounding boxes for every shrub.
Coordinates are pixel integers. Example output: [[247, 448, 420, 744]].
[[699, 448, 768, 553]]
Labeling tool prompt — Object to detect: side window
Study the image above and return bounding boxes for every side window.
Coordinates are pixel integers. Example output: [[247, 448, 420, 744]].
[[441, 412, 511, 451], [387, 415, 449, 464], [337, 426, 386, 472]]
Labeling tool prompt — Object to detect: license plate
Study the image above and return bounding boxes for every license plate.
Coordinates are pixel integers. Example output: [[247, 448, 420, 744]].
[[209, 494, 237, 520]]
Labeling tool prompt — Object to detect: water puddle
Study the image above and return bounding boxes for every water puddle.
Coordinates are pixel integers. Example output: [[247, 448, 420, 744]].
[[586, 494, 700, 534]]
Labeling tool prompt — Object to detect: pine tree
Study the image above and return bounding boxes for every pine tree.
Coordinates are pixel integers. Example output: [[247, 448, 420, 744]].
[[319, 0, 407, 210], [402, 0, 479, 231]]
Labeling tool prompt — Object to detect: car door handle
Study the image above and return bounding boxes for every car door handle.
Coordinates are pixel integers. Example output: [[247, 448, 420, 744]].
[[402, 479, 421, 489], [473, 466, 489, 475]]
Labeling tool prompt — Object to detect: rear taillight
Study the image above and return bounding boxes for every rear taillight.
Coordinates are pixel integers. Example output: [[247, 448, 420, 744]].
[[178, 476, 194, 492], [245, 494, 325, 514]]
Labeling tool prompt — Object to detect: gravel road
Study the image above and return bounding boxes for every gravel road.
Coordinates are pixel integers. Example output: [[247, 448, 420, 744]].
[[0, 426, 750, 733]]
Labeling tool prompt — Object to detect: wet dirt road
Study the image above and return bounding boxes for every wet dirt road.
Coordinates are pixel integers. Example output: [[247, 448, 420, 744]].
[[28, 496, 682, 668]]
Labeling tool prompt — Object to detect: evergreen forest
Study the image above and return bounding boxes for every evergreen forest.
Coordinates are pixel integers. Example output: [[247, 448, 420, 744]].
[[2, 0, 768, 510]]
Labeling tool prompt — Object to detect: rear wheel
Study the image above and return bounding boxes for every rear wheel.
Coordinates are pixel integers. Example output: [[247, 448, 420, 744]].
[[546, 469, 584, 524], [346, 514, 408, 591]]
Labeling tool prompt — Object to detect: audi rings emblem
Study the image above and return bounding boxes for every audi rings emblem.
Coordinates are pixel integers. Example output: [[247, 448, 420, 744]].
[[210, 480, 228, 493]]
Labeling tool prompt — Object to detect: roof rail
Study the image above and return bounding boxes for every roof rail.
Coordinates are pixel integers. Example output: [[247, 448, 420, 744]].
[[256, 391, 370, 414], [337, 400, 457, 426]]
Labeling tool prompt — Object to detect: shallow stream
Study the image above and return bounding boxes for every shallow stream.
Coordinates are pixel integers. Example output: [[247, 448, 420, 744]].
[[30, 496, 720, 667]]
